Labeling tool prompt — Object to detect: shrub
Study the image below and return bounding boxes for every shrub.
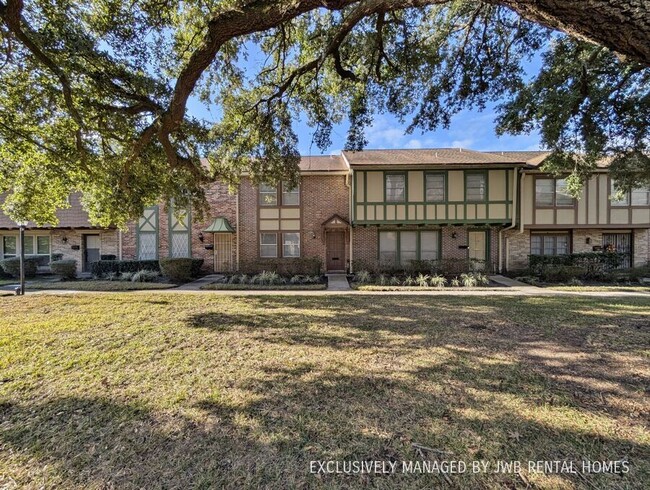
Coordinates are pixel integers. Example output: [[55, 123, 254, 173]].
[[50, 253, 64, 262], [0, 257, 40, 278], [377, 274, 389, 286], [355, 270, 372, 284], [460, 273, 477, 288], [474, 272, 490, 286], [120, 272, 134, 281], [289, 275, 304, 284], [240, 257, 322, 275], [450, 277, 461, 287], [403, 275, 415, 286], [159, 258, 204, 282], [252, 270, 284, 285], [105, 272, 120, 281], [131, 270, 160, 282], [91, 259, 160, 277], [389, 275, 401, 286], [415, 273, 430, 287], [430, 274, 447, 288], [304, 275, 322, 284], [50, 259, 77, 280], [529, 252, 625, 280]]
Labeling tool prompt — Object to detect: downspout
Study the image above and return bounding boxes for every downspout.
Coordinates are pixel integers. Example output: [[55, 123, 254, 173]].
[[235, 190, 240, 271], [118, 229, 123, 260], [499, 168, 520, 273], [345, 171, 353, 274]]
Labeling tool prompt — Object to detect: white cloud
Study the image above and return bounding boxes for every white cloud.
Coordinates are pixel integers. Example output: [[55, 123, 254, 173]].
[[404, 139, 423, 149]]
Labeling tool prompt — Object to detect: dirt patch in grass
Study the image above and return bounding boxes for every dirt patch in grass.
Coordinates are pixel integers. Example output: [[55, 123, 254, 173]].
[[202, 283, 327, 290], [0, 294, 648, 489]]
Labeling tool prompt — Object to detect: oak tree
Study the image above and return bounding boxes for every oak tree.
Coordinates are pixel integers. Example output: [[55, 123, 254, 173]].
[[1, 0, 648, 225]]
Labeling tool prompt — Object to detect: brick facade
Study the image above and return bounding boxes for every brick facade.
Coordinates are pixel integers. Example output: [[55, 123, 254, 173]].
[[50, 229, 119, 273]]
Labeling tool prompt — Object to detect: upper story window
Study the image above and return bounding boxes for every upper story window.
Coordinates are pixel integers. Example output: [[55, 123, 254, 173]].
[[465, 173, 486, 202], [425, 173, 445, 202], [385, 174, 405, 202], [259, 184, 278, 206], [535, 177, 573, 207], [281, 183, 300, 206], [611, 180, 650, 206]]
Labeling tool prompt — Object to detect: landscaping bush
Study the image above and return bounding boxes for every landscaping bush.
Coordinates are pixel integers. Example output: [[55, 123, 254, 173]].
[[50, 253, 64, 262], [50, 259, 77, 280], [131, 270, 160, 283], [158, 258, 204, 282], [0, 257, 40, 278], [90, 259, 160, 277], [529, 252, 625, 280], [354, 270, 372, 284], [240, 257, 322, 275], [251, 271, 285, 285]]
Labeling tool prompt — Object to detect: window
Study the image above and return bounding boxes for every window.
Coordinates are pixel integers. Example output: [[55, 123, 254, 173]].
[[259, 184, 278, 206], [465, 173, 486, 201], [425, 174, 445, 202], [555, 179, 573, 206], [137, 206, 158, 260], [260, 233, 278, 258], [2, 235, 50, 258], [282, 232, 300, 257], [282, 183, 300, 206], [611, 180, 650, 206], [385, 174, 405, 202], [379, 230, 440, 266], [531, 234, 569, 256], [2, 236, 16, 258], [535, 178, 555, 206], [169, 203, 191, 258], [420, 231, 440, 260], [400, 231, 417, 264], [631, 188, 650, 206], [536, 177, 573, 206]]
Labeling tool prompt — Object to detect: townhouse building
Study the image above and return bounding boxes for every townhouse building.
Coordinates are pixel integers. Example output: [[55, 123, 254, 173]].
[[1, 148, 649, 274]]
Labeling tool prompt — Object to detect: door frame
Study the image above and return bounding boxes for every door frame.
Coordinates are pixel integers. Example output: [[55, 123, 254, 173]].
[[325, 230, 347, 272], [82, 233, 102, 272]]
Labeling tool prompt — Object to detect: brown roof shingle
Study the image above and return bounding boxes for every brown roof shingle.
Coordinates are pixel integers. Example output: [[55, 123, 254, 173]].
[[342, 148, 531, 167]]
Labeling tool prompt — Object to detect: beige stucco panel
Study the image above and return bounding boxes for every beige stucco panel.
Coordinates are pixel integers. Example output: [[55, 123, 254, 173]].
[[356, 172, 365, 202], [598, 175, 608, 224], [522, 176, 534, 224], [535, 209, 554, 224], [557, 209, 575, 225], [408, 171, 424, 202], [280, 219, 301, 230], [260, 208, 279, 219], [489, 204, 506, 220], [396, 205, 406, 220], [632, 208, 650, 224], [280, 208, 300, 219], [587, 177, 598, 224], [488, 170, 506, 201], [610, 208, 629, 224], [448, 171, 464, 201], [259, 220, 280, 231], [366, 172, 384, 202], [356, 205, 365, 221]]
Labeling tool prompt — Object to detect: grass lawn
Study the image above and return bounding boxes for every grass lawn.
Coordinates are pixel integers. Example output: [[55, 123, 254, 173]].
[[546, 285, 650, 293], [202, 283, 327, 290], [1, 294, 648, 489], [0, 280, 177, 291]]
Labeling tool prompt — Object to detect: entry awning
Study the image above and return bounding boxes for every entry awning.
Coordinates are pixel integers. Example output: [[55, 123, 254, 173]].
[[203, 217, 235, 233]]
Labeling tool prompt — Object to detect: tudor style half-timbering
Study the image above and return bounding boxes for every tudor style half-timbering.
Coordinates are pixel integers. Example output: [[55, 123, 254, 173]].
[[2, 148, 649, 276]]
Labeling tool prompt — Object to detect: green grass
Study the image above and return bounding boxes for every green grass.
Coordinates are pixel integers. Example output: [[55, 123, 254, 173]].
[[202, 283, 327, 290], [353, 284, 493, 291], [1, 294, 648, 489]]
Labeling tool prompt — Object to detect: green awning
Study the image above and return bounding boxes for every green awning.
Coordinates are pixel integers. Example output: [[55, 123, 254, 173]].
[[203, 217, 235, 233]]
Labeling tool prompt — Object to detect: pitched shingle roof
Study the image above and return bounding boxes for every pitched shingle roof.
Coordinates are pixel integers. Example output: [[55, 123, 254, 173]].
[[342, 148, 532, 167], [299, 155, 348, 172], [0, 193, 111, 230]]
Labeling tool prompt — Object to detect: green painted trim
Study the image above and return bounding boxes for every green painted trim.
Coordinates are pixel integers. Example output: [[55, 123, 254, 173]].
[[168, 200, 192, 258]]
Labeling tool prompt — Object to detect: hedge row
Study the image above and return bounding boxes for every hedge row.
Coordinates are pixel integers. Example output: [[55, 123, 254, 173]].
[[0, 257, 41, 278], [353, 258, 493, 275], [90, 259, 160, 277], [529, 252, 626, 280], [239, 257, 322, 276], [50, 260, 77, 280], [159, 258, 204, 282]]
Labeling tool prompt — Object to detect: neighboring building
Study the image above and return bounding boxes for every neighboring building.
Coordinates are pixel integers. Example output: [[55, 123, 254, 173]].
[[1, 149, 649, 274]]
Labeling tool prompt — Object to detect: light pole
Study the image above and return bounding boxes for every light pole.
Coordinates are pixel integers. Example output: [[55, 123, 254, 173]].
[[17, 221, 27, 295]]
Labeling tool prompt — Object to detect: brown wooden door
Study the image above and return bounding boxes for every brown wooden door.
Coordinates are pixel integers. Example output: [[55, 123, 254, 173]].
[[326, 231, 346, 271]]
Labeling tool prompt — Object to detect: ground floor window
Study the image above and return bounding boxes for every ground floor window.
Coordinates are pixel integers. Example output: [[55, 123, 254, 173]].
[[137, 207, 159, 260], [2, 235, 50, 258], [530, 233, 569, 256], [379, 230, 440, 266], [260, 232, 300, 258]]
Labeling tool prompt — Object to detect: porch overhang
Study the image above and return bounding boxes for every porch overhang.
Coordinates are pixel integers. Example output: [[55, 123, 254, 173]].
[[203, 217, 235, 234]]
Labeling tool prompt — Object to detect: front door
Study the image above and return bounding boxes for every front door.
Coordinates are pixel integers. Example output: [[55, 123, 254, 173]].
[[603, 233, 632, 268], [214, 234, 233, 272], [83, 234, 101, 272], [468, 231, 487, 270], [326, 231, 346, 272]]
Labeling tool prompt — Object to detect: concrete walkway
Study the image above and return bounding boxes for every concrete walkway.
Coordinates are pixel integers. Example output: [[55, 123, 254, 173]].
[[174, 274, 224, 291], [489, 274, 536, 288], [326, 273, 351, 291]]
